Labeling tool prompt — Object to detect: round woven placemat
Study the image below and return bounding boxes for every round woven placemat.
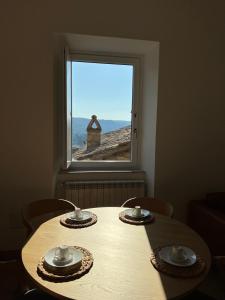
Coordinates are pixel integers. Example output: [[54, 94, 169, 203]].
[[60, 212, 97, 228], [37, 246, 93, 282], [119, 210, 155, 225], [150, 246, 206, 278]]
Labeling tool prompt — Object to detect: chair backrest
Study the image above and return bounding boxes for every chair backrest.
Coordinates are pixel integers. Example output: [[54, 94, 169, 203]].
[[122, 197, 174, 217], [22, 198, 73, 235]]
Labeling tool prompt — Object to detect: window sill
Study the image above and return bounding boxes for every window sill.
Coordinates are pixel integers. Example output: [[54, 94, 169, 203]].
[[57, 169, 145, 182]]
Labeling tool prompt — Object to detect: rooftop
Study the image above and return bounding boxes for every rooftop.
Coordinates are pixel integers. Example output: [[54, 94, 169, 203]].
[[73, 126, 131, 161]]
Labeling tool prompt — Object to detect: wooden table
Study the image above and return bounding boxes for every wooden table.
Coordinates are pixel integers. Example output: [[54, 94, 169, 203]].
[[22, 207, 211, 300]]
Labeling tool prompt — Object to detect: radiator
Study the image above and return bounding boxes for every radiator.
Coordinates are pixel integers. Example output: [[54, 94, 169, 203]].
[[62, 180, 145, 209]]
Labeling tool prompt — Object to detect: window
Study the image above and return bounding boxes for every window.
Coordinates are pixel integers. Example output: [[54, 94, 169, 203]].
[[63, 50, 141, 170], [59, 33, 159, 185]]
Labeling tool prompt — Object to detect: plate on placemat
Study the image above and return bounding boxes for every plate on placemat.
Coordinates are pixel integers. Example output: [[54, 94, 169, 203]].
[[66, 211, 92, 223], [124, 208, 151, 220], [159, 246, 197, 267], [37, 246, 94, 281], [44, 247, 83, 274], [60, 212, 97, 228], [151, 246, 206, 278]]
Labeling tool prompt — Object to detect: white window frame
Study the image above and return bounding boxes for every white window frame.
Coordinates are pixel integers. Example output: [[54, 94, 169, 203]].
[[64, 50, 142, 171], [63, 46, 72, 170]]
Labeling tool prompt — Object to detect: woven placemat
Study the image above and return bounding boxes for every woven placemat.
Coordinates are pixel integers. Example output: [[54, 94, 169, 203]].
[[60, 212, 97, 228], [150, 246, 206, 278], [119, 210, 155, 225], [37, 246, 93, 282]]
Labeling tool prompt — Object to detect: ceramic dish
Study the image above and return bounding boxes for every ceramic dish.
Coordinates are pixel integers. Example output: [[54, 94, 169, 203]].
[[66, 211, 92, 223], [124, 208, 151, 220], [159, 246, 197, 267], [43, 247, 83, 274]]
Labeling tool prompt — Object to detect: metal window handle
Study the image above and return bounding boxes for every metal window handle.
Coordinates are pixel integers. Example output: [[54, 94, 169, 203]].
[[133, 128, 137, 138]]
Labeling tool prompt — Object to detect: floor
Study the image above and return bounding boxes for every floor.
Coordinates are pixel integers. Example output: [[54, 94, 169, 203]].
[[197, 266, 225, 300], [1, 261, 224, 300]]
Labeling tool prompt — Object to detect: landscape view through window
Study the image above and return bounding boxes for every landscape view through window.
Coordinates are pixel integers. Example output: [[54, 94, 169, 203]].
[[72, 61, 134, 161]]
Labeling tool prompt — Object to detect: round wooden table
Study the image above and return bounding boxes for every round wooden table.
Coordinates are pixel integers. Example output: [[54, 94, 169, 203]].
[[22, 207, 211, 300]]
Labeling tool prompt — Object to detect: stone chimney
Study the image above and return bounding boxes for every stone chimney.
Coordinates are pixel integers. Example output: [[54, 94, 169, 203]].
[[87, 115, 102, 150]]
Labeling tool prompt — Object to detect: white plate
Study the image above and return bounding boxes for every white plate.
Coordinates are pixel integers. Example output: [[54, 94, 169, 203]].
[[44, 247, 83, 268], [66, 211, 92, 222], [159, 246, 197, 267], [124, 208, 151, 219]]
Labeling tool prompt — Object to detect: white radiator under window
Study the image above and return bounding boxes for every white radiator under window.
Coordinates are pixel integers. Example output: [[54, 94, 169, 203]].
[[62, 180, 145, 209]]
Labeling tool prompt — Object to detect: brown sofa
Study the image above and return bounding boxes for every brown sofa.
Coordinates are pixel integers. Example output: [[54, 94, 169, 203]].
[[188, 193, 225, 256]]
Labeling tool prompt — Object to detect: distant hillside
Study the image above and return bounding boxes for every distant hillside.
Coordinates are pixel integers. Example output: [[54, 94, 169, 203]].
[[72, 117, 130, 147]]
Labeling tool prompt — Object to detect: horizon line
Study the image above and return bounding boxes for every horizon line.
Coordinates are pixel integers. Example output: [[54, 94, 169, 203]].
[[73, 116, 131, 122]]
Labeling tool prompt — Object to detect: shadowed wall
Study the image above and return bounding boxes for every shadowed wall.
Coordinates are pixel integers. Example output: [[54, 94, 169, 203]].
[[0, 1, 224, 244]]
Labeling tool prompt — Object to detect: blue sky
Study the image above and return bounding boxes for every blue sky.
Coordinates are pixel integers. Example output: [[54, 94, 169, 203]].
[[72, 62, 133, 121]]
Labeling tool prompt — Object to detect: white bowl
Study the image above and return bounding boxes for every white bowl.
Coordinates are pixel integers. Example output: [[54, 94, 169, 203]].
[[159, 246, 197, 267], [67, 211, 92, 223], [124, 208, 151, 219], [43, 246, 83, 274]]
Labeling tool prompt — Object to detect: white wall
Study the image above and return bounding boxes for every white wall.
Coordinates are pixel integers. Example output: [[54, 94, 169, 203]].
[[0, 1, 225, 246]]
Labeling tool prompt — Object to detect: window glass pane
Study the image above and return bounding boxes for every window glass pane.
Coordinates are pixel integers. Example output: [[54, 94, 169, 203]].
[[72, 61, 133, 161]]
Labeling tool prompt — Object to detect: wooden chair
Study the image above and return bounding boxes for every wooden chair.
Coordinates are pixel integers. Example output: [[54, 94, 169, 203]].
[[22, 198, 74, 236], [122, 196, 174, 217], [21, 199, 75, 299]]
